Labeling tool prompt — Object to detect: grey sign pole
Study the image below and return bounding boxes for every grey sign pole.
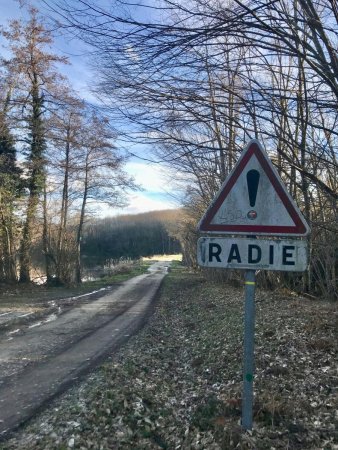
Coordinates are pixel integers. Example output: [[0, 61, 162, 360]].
[[196, 139, 311, 431], [242, 269, 256, 430]]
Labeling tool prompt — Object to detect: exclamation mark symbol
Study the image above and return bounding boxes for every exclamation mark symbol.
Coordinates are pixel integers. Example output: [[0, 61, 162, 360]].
[[246, 169, 260, 220]]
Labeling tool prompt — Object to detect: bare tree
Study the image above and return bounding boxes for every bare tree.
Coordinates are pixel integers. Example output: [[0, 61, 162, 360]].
[[72, 112, 137, 283], [42, 0, 338, 297]]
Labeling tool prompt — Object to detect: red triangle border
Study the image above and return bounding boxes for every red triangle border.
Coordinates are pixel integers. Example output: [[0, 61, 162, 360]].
[[199, 142, 309, 236]]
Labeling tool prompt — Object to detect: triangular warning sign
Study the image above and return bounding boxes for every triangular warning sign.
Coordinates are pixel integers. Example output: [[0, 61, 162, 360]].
[[198, 140, 310, 236]]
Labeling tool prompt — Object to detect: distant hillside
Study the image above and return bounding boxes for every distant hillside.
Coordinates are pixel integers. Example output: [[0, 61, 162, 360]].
[[82, 209, 182, 266]]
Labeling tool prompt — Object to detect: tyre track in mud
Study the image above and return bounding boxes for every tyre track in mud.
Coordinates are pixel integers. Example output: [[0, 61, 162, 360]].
[[0, 261, 169, 438]]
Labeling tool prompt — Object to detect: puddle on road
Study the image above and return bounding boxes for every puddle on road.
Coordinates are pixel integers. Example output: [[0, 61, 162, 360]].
[[0, 311, 34, 326], [28, 321, 43, 329], [18, 312, 34, 318], [7, 329, 21, 341], [28, 311, 59, 329], [69, 287, 108, 301], [45, 313, 57, 323], [8, 329, 20, 335], [5, 312, 58, 337]]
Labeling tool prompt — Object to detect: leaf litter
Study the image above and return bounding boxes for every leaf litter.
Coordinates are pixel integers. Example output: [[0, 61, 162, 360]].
[[1, 265, 337, 449]]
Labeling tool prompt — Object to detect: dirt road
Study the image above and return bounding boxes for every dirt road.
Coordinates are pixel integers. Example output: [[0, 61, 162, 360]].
[[0, 261, 170, 437]]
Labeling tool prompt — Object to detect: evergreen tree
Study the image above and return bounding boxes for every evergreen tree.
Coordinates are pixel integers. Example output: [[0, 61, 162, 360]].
[[1, 8, 67, 282], [0, 114, 22, 282]]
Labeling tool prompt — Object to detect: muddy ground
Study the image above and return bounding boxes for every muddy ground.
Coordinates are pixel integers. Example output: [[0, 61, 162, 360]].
[[0, 261, 170, 437]]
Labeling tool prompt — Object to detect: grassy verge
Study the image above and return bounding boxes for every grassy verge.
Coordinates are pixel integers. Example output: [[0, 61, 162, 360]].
[[2, 264, 337, 449]]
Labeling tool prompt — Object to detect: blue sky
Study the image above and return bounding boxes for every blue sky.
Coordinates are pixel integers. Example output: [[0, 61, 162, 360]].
[[0, 0, 181, 217]]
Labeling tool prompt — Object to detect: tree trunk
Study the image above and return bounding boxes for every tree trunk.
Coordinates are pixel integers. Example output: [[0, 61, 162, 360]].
[[19, 75, 45, 283], [75, 156, 89, 284], [42, 180, 54, 284], [19, 192, 38, 283], [56, 126, 71, 284]]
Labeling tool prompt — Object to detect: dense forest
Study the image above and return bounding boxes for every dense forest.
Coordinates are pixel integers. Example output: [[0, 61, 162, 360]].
[[81, 210, 181, 266]]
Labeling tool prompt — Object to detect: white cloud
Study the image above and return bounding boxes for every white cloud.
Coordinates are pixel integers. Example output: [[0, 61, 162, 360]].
[[126, 161, 170, 192], [93, 160, 183, 217], [100, 192, 177, 217]]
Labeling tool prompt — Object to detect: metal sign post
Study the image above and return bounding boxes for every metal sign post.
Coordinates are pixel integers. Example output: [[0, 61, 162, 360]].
[[197, 139, 310, 432], [242, 269, 256, 430]]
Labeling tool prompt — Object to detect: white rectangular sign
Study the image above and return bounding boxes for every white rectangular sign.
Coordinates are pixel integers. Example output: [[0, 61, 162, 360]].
[[197, 237, 308, 271]]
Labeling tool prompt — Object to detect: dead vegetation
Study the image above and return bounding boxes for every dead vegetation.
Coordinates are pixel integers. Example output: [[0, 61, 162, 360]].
[[2, 264, 337, 449]]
